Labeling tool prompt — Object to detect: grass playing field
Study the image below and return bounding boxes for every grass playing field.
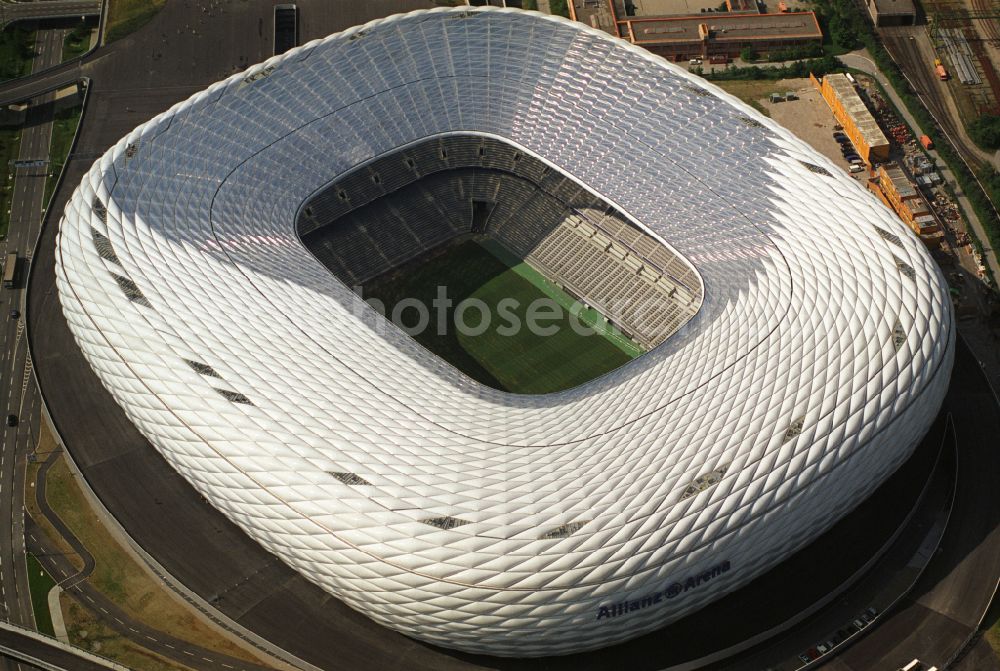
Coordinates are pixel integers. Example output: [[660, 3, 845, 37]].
[[363, 238, 641, 394]]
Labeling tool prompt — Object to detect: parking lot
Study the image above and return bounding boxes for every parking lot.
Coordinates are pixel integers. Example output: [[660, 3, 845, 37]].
[[762, 82, 866, 177]]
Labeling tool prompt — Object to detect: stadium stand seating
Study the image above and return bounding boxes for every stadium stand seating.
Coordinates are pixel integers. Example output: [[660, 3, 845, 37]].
[[298, 136, 702, 348]]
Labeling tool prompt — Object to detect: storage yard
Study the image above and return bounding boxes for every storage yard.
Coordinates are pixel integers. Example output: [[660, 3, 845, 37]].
[[755, 68, 990, 317]]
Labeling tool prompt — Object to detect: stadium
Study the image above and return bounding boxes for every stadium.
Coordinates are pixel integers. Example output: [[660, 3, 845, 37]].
[[54, 6, 953, 659]]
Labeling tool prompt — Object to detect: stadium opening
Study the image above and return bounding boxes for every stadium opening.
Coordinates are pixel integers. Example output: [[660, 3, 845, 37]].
[[298, 135, 702, 393]]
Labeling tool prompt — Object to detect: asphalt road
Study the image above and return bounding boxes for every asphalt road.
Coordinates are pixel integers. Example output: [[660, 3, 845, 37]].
[[24, 451, 277, 671], [822, 338, 1000, 670], [1, 26, 64, 671], [17, 2, 1000, 671]]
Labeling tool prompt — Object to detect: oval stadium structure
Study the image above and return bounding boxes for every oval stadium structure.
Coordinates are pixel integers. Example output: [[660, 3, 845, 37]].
[[55, 7, 954, 658]]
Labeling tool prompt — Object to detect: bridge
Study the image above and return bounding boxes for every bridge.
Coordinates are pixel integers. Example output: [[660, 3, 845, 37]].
[[0, 0, 101, 28], [0, 60, 85, 107], [0, 621, 129, 671]]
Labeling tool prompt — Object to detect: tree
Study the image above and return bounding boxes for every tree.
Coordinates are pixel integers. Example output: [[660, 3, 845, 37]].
[[829, 15, 860, 49], [740, 46, 759, 62], [968, 115, 1000, 150], [549, 0, 571, 18]]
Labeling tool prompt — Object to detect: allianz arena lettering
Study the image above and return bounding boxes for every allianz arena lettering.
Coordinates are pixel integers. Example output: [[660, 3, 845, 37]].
[[597, 561, 732, 621]]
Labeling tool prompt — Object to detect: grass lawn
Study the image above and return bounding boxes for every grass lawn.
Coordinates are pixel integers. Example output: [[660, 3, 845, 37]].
[[44, 103, 83, 209], [63, 596, 200, 671], [105, 0, 167, 44], [363, 239, 638, 394], [0, 127, 23, 239], [62, 20, 95, 62], [985, 594, 1000, 658], [26, 553, 57, 636], [0, 24, 36, 83], [34, 427, 265, 665], [713, 78, 808, 117]]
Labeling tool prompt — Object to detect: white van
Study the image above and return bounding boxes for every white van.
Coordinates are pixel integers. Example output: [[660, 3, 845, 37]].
[[849, 164, 865, 173]]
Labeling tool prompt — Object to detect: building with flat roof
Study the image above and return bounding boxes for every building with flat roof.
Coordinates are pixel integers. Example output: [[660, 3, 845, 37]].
[[570, 0, 822, 59], [865, 0, 916, 27], [868, 163, 945, 247], [813, 72, 891, 165], [617, 12, 822, 60]]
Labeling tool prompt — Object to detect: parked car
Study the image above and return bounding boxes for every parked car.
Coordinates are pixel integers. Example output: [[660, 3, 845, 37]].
[[833, 132, 849, 141], [799, 653, 812, 664], [817, 642, 829, 654], [865, 606, 878, 618], [9, 309, 18, 319], [849, 164, 865, 173], [6, 414, 17, 427], [844, 154, 861, 162], [853, 618, 867, 629]]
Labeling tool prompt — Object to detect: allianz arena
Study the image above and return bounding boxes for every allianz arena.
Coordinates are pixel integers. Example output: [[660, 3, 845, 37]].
[[55, 6, 953, 658]]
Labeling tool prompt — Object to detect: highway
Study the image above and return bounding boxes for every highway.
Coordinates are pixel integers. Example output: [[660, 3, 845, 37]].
[[1, 26, 66, 671]]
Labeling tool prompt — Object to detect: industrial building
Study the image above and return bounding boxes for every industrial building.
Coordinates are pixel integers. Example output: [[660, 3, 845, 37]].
[[868, 163, 945, 247], [865, 0, 916, 27], [813, 72, 891, 165], [570, 0, 823, 60]]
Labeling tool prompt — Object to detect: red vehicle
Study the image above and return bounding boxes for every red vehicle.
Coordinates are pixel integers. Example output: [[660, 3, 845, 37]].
[[920, 134, 934, 150], [934, 59, 949, 80]]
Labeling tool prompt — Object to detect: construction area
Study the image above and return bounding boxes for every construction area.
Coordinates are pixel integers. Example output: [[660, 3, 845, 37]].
[[755, 70, 989, 318]]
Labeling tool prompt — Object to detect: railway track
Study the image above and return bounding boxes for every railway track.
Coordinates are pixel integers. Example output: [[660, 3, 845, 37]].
[[970, 0, 1000, 46], [881, 25, 992, 167]]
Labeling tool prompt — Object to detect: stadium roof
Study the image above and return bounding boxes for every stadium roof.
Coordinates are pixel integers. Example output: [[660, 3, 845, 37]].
[[56, 7, 953, 657]]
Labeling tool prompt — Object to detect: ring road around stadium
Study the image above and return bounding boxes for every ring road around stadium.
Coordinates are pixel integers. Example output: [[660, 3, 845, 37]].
[[54, 6, 954, 658]]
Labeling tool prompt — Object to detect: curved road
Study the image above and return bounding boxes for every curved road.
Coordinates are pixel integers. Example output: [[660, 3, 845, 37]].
[[25, 450, 277, 671]]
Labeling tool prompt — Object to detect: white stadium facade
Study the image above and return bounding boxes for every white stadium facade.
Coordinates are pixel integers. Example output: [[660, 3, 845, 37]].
[[55, 6, 953, 658]]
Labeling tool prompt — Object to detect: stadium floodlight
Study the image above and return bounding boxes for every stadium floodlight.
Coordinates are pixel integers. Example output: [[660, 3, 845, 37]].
[[56, 7, 953, 657]]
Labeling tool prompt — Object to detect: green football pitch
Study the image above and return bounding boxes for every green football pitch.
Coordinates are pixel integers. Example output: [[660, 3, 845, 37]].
[[363, 238, 642, 394]]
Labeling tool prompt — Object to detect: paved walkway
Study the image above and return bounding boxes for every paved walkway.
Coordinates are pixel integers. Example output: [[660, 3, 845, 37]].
[[840, 51, 1000, 284]]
